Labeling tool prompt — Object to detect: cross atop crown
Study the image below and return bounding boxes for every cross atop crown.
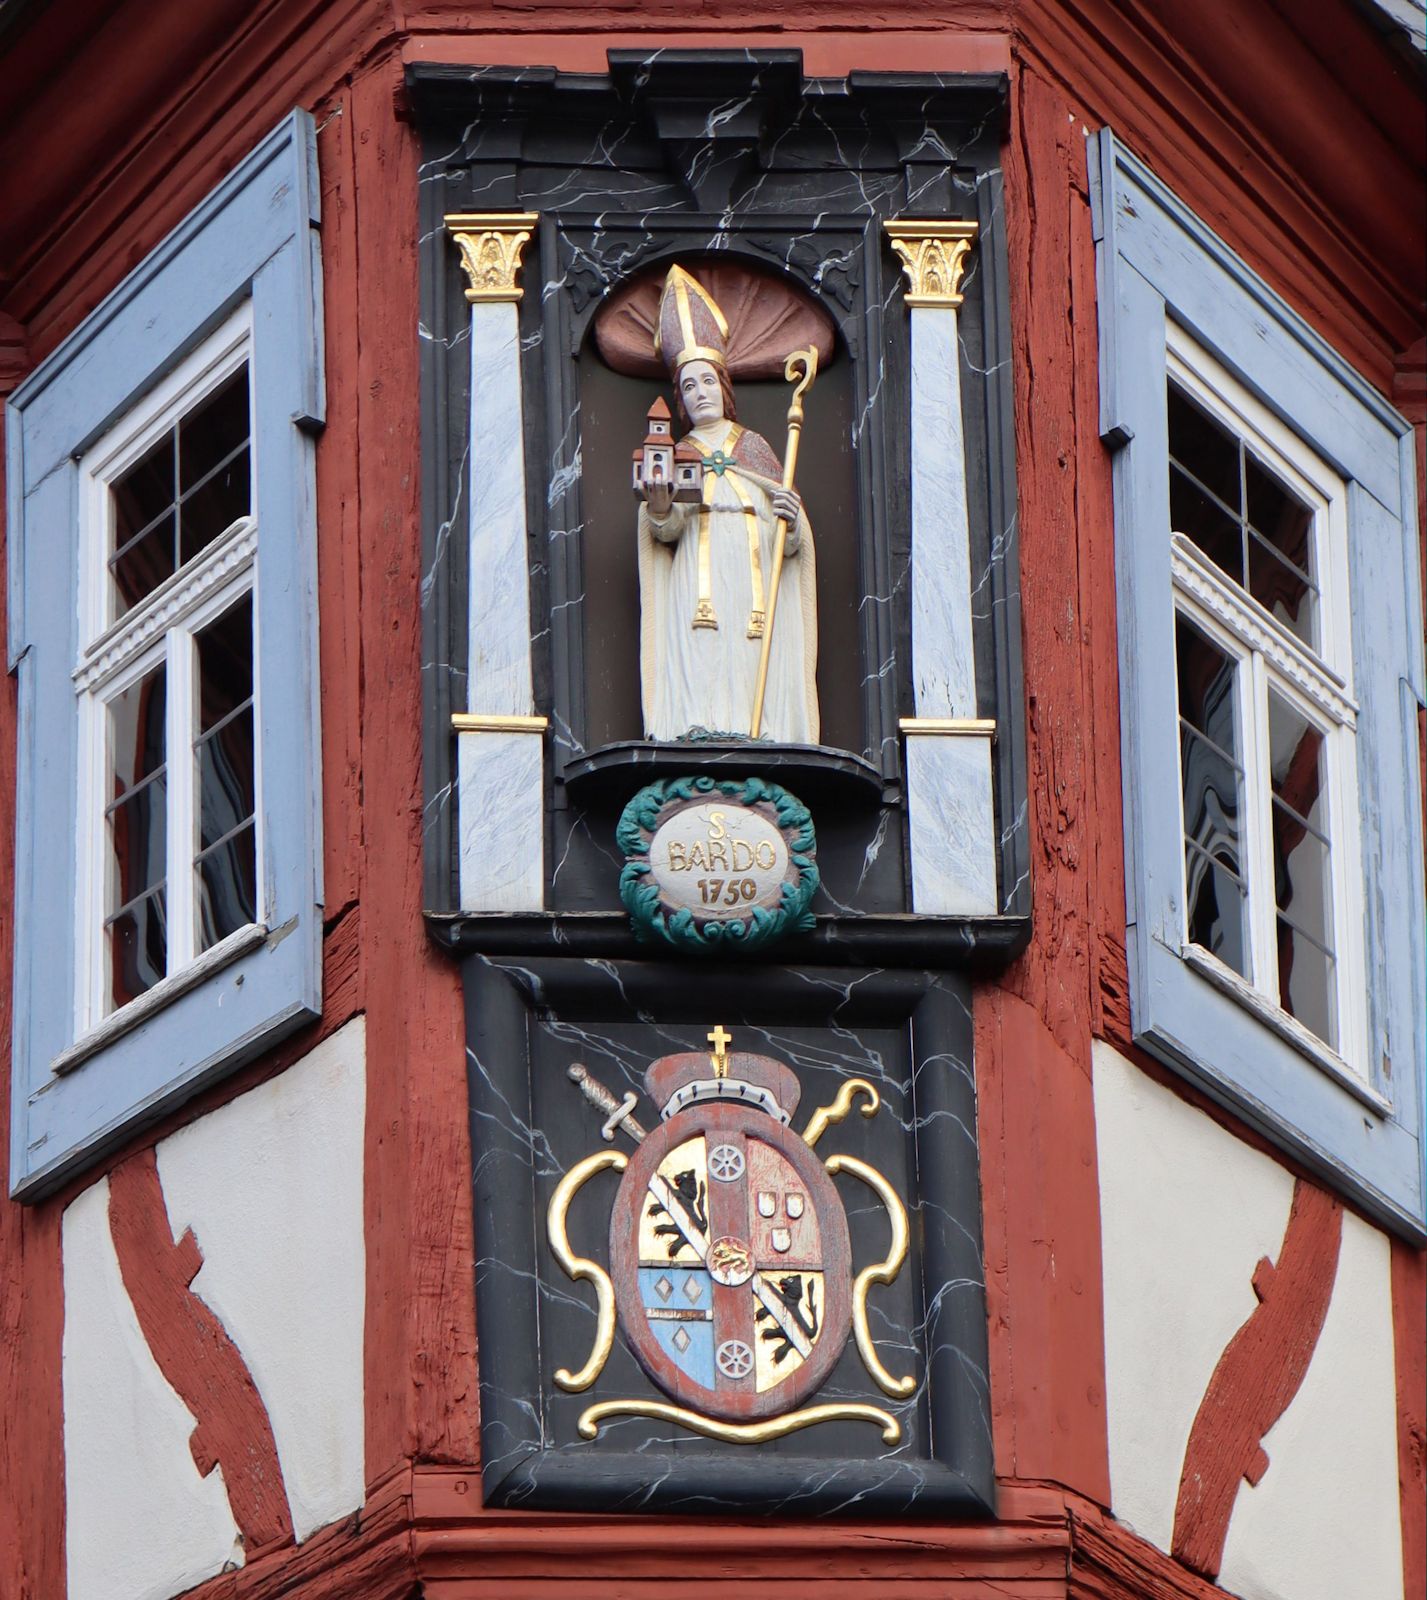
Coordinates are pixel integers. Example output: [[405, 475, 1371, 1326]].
[[707, 1024, 732, 1077]]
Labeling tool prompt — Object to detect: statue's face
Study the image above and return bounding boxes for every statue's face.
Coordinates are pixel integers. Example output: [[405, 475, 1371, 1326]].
[[679, 360, 725, 425]]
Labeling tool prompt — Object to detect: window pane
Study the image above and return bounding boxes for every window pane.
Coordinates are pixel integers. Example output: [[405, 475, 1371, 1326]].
[[196, 594, 253, 732], [107, 889, 168, 1011], [1248, 535, 1316, 647], [1268, 691, 1336, 1045], [107, 776, 168, 908], [1181, 732, 1249, 977], [197, 707, 255, 850], [1186, 842, 1250, 978], [1177, 614, 1250, 978], [177, 368, 250, 564], [1170, 465, 1243, 583], [180, 444, 250, 565], [1276, 919, 1337, 1048], [113, 433, 175, 554], [1168, 384, 1240, 507], [112, 513, 178, 612], [194, 596, 257, 951], [180, 369, 248, 492], [197, 823, 258, 948], [107, 369, 250, 617], [105, 663, 168, 1009], [109, 665, 166, 791], [1268, 690, 1327, 816], [1245, 455, 1313, 576], [1176, 613, 1239, 752]]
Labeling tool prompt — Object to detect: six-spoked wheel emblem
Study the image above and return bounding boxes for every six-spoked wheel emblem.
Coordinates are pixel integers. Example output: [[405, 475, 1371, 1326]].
[[708, 1143, 745, 1181], [716, 1339, 754, 1379]]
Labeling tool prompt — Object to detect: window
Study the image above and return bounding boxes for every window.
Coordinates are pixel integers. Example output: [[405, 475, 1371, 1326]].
[[6, 113, 324, 1198], [1166, 332, 1367, 1086], [1090, 129, 1426, 1237], [76, 316, 261, 1035]]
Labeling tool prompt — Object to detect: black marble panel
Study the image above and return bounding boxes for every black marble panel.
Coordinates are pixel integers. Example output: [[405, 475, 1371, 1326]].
[[463, 954, 994, 1515], [413, 53, 1030, 938]]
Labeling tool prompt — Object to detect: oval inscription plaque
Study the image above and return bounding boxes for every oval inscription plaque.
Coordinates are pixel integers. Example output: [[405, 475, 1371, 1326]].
[[616, 776, 819, 955], [649, 802, 790, 914]]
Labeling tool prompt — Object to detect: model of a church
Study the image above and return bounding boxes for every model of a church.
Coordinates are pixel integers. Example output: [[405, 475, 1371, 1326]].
[[632, 395, 701, 502]]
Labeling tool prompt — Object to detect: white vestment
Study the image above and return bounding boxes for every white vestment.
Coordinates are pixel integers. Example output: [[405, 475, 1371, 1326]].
[[637, 419, 819, 744]]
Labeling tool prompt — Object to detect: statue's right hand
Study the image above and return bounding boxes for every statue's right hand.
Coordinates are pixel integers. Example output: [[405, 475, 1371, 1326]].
[[645, 480, 675, 518]]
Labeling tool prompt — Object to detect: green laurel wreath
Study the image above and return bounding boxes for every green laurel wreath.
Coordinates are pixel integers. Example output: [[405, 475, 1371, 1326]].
[[617, 775, 819, 955]]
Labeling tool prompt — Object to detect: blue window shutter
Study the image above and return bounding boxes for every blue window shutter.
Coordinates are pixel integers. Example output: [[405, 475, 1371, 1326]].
[[1088, 128, 1426, 1239], [6, 111, 325, 1199]]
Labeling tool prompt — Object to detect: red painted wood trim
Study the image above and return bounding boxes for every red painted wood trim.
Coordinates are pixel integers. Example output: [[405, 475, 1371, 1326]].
[[1171, 1178, 1343, 1579], [404, 1469, 1249, 1598], [0, 449, 68, 1600], [180, 1463, 416, 1600], [977, 988, 1111, 1502], [1069, 1498, 1244, 1600], [0, 312, 27, 398], [1391, 1240, 1425, 1600], [340, 54, 478, 1477], [107, 1147, 294, 1551]]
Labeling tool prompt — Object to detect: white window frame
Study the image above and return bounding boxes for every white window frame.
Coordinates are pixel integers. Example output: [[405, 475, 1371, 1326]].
[[1167, 329, 1371, 1100], [69, 311, 265, 1055]]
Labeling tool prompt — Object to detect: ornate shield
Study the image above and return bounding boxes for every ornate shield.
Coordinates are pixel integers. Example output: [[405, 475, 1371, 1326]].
[[609, 1098, 852, 1421]]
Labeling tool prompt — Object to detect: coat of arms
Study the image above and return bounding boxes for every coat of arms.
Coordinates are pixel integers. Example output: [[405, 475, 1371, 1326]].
[[548, 1027, 916, 1444]]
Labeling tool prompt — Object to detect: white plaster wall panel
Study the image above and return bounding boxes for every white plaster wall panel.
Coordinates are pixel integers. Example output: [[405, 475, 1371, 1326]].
[[1218, 1207, 1403, 1600], [155, 1014, 367, 1542], [457, 727, 545, 910], [63, 1178, 244, 1600], [1092, 1038, 1294, 1551]]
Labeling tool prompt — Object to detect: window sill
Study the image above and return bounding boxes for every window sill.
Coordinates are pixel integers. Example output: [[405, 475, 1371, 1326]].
[[1178, 940, 1391, 1117], [51, 921, 269, 1077]]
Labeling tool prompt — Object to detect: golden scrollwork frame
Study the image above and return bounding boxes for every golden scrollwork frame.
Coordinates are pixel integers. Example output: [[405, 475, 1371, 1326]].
[[546, 1149, 627, 1391], [824, 1153, 918, 1398], [578, 1398, 900, 1445]]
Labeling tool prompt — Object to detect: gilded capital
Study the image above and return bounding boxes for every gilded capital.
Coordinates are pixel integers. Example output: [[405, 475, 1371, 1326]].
[[445, 212, 540, 303], [883, 220, 979, 309]]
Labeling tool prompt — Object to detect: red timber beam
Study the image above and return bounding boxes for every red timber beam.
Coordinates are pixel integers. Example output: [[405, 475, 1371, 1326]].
[[107, 1148, 295, 1551], [408, 1473, 1249, 1599], [1170, 1180, 1344, 1578]]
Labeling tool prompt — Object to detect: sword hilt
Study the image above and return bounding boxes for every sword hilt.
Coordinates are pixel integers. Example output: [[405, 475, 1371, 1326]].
[[567, 1063, 648, 1144]]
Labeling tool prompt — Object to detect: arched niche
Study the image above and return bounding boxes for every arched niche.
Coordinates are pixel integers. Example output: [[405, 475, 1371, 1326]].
[[576, 255, 862, 755]]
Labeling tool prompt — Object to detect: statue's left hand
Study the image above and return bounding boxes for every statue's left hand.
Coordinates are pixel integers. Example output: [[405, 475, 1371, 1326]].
[[771, 487, 802, 526]]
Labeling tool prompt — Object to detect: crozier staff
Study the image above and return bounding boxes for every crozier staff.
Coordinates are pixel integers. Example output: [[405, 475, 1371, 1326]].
[[635, 265, 819, 744]]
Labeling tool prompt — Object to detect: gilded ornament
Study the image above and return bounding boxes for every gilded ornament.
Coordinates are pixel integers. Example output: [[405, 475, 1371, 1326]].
[[547, 1036, 916, 1447], [444, 211, 539, 303], [883, 219, 980, 308]]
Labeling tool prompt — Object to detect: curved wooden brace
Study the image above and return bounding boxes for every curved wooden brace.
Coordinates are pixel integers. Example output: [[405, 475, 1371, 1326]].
[[824, 1152, 917, 1398], [546, 1149, 628, 1391]]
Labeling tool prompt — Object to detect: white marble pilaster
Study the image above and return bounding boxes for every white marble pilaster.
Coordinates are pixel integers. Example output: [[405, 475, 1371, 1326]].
[[468, 300, 534, 717], [909, 305, 977, 720], [888, 219, 999, 916], [446, 212, 544, 912]]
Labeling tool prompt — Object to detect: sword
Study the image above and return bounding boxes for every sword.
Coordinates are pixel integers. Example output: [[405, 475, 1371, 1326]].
[[567, 1063, 648, 1144]]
